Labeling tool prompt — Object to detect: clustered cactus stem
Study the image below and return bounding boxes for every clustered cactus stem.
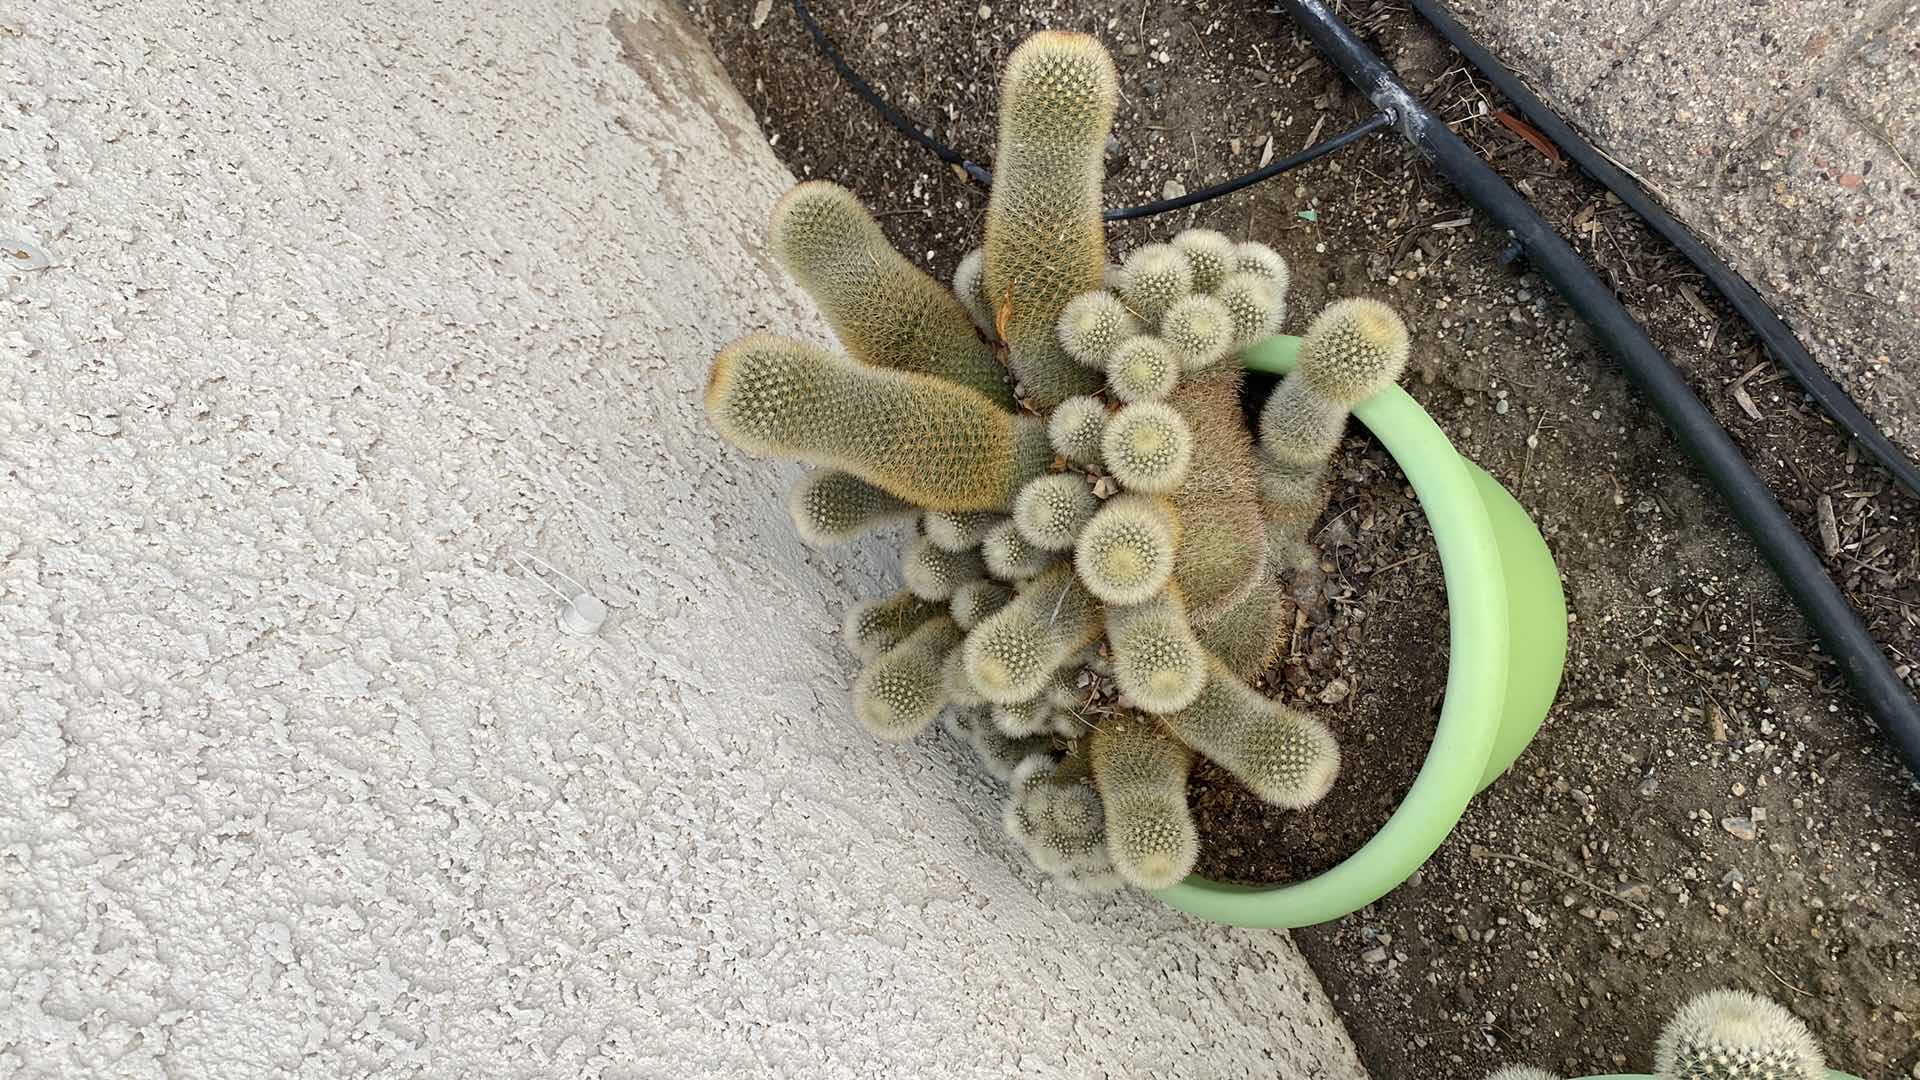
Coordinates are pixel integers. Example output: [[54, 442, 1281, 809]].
[[703, 28, 1424, 894], [1257, 298, 1410, 568], [1485, 988, 1828, 1080]]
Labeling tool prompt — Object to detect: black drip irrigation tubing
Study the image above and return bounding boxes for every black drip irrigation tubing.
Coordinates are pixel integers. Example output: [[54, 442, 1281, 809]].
[[1284, 0, 1920, 779], [1410, 0, 1920, 500]]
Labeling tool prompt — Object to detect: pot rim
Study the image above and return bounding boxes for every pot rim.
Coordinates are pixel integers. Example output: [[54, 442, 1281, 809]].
[[1151, 334, 1512, 928]]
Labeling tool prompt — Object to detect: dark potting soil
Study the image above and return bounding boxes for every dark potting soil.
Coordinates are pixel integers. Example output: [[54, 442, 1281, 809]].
[[1187, 425, 1449, 885]]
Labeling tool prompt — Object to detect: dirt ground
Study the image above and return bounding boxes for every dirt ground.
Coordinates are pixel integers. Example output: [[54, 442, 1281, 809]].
[[680, 1, 1920, 1076]]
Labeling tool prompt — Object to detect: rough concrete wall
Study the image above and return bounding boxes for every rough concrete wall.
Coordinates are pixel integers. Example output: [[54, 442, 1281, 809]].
[[1455, 0, 1920, 455], [0, 2, 1364, 1077]]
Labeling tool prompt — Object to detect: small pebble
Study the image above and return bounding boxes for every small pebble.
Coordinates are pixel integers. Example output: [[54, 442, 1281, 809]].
[[1721, 816, 1758, 841]]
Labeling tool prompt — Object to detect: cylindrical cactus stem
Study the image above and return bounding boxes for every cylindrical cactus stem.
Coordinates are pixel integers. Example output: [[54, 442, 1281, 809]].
[[1005, 750, 1121, 892], [923, 509, 1003, 553], [1483, 1069, 1561, 1080], [1163, 657, 1340, 808], [1075, 493, 1179, 606], [1101, 401, 1194, 494], [969, 714, 1055, 782], [1105, 336, 1180, 403], [981, 517, 1056, 581], [1013, 472, 1100, 551], [787, 470, 917, 545], [1106, 588, 1207, 714], [1296, 297, 1411, 406], [953, 249, 994, 336], [707, 335, 1045, 512], [853, 615, 963, 741], [1057, 291, 1138, 370], [982, 32, 1116, 410], [1258, 453, 1329, 570], [1654, 990, 1826, 1080], [1232, 240, 1290, 290], [844, 591, 946, 660], [1089, 712, 1199, 890], [1215, 271, 1285, 348], [903, 534, 987, 601], [1258, 373, 1347, 468], [1171, 228, 1237, 293], [992, 696, 1056, 738], [1166, 368, 1270, 619], [771, 182, 1013, 408], [1192, 565, 1291, 682], [1116, 242, 1193, 325], [1047, 395, 1109, 466], [1158, 295, 1234, 372], [962, 564, 1104, 705], [950, 578, 1016, 631], [943, 648, 988, 707]]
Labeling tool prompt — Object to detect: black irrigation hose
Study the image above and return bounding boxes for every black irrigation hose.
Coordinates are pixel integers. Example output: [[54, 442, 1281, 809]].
[[1411, 0, 1920, 500], [791, 0, 1390, 222], [1284, 0, 1920, 780], [1101, 111, 1394, 221]]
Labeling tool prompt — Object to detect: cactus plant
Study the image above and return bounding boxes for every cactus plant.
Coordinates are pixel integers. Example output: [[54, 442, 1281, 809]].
[[1484, 988, 1828, 1080], [1655, 990, 1826, 1080], [702, 29, 1422, 894]]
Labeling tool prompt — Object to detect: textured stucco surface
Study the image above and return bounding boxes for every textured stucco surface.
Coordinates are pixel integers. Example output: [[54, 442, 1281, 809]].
[[0, 2, 1364, 1076], [1454, 0, 1920, 456]]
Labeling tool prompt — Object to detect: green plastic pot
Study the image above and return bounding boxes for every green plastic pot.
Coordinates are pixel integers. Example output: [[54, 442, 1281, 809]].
[[1151, 335, 1568, 929]]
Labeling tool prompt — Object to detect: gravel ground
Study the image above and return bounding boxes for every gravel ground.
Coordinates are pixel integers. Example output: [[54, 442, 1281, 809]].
[[684, 1, 1920, 1075]]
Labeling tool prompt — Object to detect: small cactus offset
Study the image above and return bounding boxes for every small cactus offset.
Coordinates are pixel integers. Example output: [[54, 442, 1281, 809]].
[[703, 30, 1422, 894], [1486, 989, 1829, 1080]]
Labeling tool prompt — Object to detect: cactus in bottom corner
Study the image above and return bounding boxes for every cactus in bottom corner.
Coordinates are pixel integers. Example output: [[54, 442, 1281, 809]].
[[1089, 713, 1198, 889], [1483, 1069, 1561, 1080], [963, 564, 1103, 705], [854, 616, 964, 741], [1164, 657, 1340, 808], [1654, 991, 1826, 1080], [707, 335, 1048, 512]]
